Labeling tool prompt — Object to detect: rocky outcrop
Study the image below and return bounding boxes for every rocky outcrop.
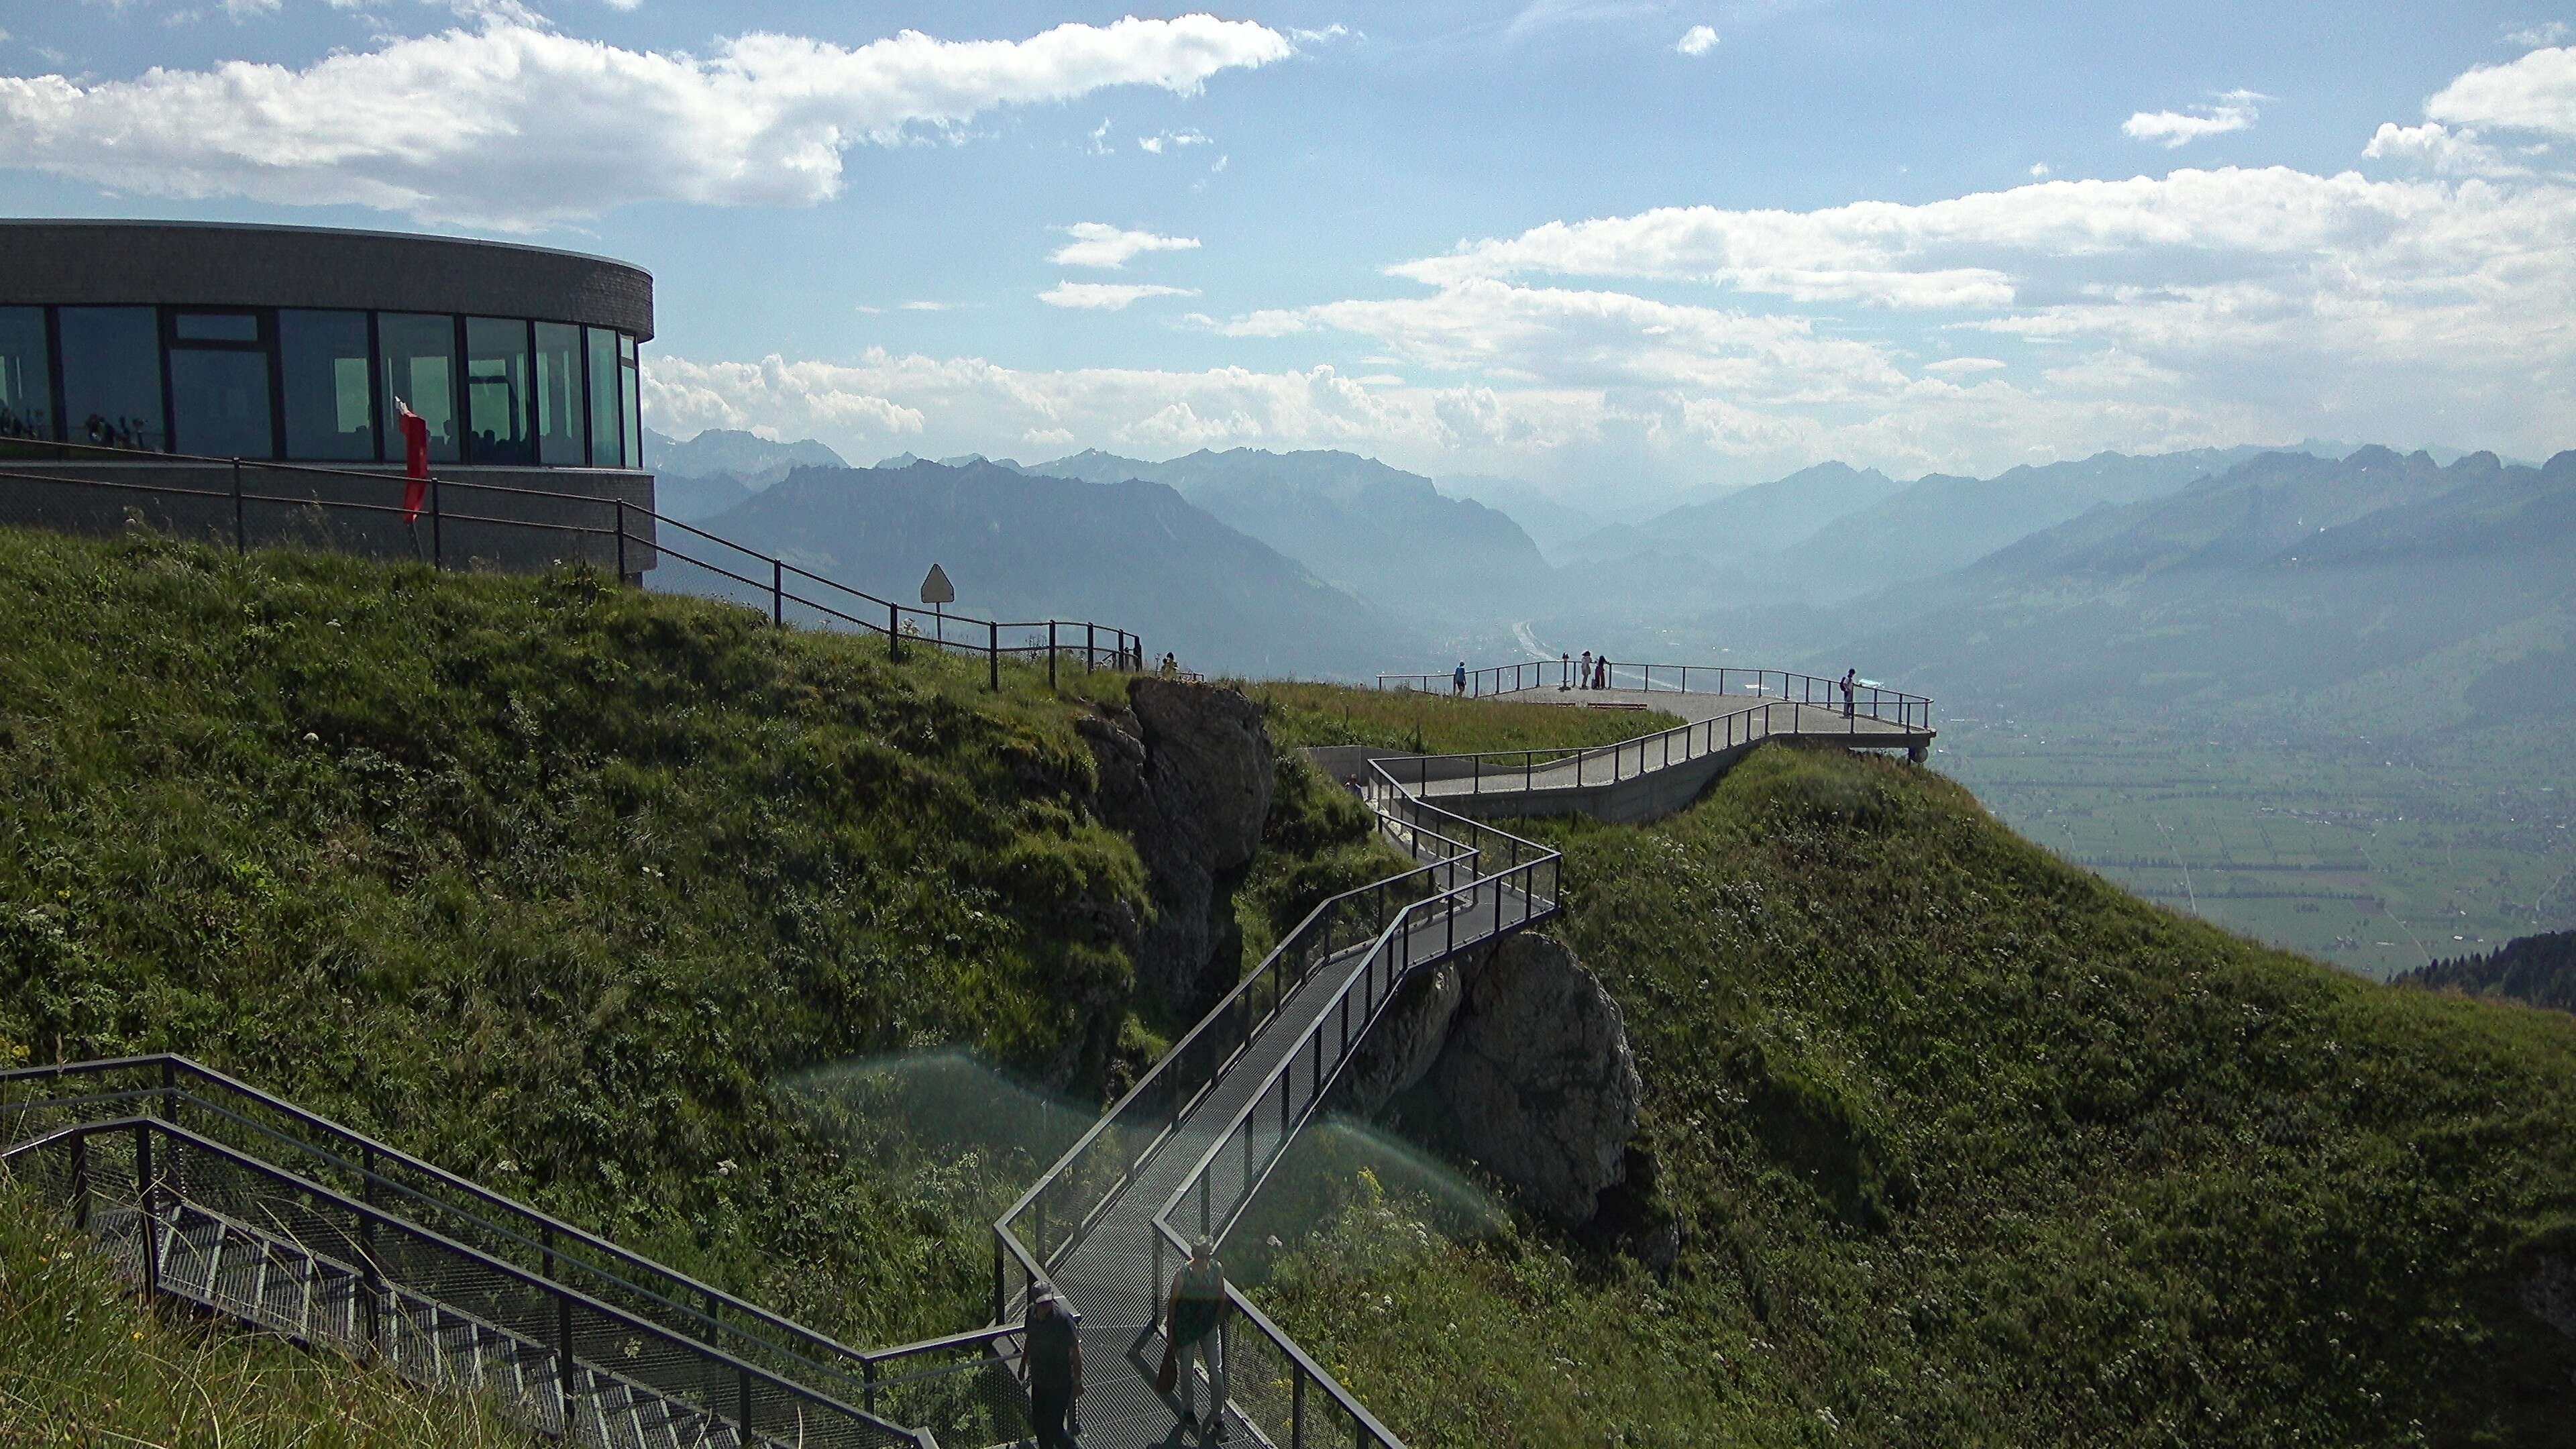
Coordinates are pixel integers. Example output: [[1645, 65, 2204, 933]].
[[1079, 679, 1274, 1020], [1373, 932, 1645, 1229], [1339, 961, 1463, 1110]]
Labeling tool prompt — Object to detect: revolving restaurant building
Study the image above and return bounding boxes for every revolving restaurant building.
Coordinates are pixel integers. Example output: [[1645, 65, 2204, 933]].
[[0, 220, 656, 577]]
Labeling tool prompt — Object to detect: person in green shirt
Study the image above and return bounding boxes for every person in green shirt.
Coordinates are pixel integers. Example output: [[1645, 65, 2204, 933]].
[[1165, 1236, 1230, 1441]]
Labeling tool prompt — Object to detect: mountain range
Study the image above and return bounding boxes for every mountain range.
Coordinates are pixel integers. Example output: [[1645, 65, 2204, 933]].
[[643, 428, 849, 521], [671, 458, 1411, 679]]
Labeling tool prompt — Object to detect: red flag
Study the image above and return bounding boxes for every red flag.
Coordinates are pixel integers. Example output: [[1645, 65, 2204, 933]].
[[396, 400, 431, 523]]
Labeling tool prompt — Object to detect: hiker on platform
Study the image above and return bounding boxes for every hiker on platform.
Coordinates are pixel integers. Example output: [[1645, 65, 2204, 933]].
[[1453, 661, 1468, 695], [1841, 667, 1857, 719], [1161, 652, 1180, 679], [1594, 652, 1609, 690], [1163, 1236, 1231, 1441], [1020, 1285, 1083, 1449], [1578, 651, 1593, 692]]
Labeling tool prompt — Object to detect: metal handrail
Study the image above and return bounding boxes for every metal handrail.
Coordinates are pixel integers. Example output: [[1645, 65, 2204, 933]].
[[0, 439, 1144, 689], [0, 1114, 935, 1448], [0, 1055, 963, 1415], [1380, 658, 1934, 728]]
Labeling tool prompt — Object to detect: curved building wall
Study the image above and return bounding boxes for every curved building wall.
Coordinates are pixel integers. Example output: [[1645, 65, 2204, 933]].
[[0, 221, 657, 579]]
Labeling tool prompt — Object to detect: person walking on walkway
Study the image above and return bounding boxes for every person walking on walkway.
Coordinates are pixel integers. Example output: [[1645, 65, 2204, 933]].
[[1163, 1237, 1231, 1440], [1453, 661, 1468, 695], [1841, 667, 1857, 719], [1020, 1285, 1083, 1449]]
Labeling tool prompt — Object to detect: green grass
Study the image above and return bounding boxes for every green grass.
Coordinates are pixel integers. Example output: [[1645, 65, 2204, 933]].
[[0, 524, 1158, 1360], [0, 1172, 534, 1447], [1227, 678, 1684, 755], [1259, 742, 2576, 1447]]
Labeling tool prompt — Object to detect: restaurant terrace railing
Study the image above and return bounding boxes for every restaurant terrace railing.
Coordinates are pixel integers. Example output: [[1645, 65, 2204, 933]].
[[1379, 657, 1935, 733], [0, 1057, 1030, 1448], [0, 437, 1142, 691]]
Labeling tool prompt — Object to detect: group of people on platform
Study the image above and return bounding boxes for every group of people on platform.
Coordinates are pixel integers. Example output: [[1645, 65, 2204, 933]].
[[1559, 649, 1614, 692], [1018, 1236, 1234, 1446]]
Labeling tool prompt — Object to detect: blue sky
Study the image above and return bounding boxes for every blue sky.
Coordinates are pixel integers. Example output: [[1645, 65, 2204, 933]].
[[5, 2, 2572, 497]]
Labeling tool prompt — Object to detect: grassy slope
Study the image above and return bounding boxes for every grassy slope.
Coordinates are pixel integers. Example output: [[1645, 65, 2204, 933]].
[[0, 525, 1170, 1360], [0, 1175, 534, 1446], [1263, 743, 2576, 1447], [1232, 678, 1684, 755]]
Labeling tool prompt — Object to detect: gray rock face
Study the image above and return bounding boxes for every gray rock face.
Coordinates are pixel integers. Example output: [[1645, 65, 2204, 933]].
[[1391, 932, 1643, 1227], [1339, 961, 1464, 1114], [2526, 1254, 2576, 1340], [1079, 680, 1275, 1018]]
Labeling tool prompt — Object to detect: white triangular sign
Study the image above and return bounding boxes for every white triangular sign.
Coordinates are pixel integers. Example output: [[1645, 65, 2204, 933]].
[[919, 564, 955, 605]]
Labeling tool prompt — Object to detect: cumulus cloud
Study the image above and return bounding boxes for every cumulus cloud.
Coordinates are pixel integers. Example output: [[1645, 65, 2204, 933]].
[[2506, 22, 2569, 48], [1040, 282, 1200, 310], [1923, 357, 2007, 374], [1136, 128, 1212, 154], [2123, 89, 2265, 147], [1676, 25, 1718, 56], [2363, 120, 2522, 176], [0, 14, 1291, 227], [2028, 162, 2051, 177], [2426, 45, 2576, 138], [1049, 223, 1201, 269]]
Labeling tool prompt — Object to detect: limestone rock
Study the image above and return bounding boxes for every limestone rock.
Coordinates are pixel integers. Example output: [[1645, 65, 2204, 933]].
[[1397, 932, 1642, 1226], [1338, 961, 1464, 1115], [1079, 680, 1275, 1019]]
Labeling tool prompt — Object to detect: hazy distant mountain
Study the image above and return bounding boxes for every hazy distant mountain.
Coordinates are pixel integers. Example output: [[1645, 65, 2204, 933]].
[[1022, 447, 1553, 631], [644, 428, 850, 523], [674, 460, 1413, 679], [1562, 462, 1904, 570], [1436, 475, 1609, 561], [655, 472, 757, 524], [646, 427, 846, 484], [1799, 447, 2277, 600], [1840, 447, 2576, 722]]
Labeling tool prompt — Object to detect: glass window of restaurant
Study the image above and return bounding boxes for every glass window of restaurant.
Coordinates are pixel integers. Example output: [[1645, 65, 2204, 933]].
[[378, 312, 460, 464], [279, 309, 376, 462], [586, 325, 622, 468], [0, 307, 54, 443], [465, 317, 534, 465], [534, 321, 586, 466], [619, 332, 641, 469], [57, 307, 166, 452], [167, 311, 276, 459]]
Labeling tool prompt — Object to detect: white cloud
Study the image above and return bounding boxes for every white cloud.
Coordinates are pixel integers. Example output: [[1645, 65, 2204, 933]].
[[1924, 357, 2006, 374], [1049, 222, 1201, 269], [2123, 90, 2265, 148], [1676, 25, 1718, 56], [1137, 128, 1212, 154], [2028, 162, 2050, 177], [1289, 23, 1358, 45], [2426, 45, 2576, 138], [900, 301, 954, 312], [1505, 1, 1667, 43], [2506, 22, 2569, 48], [2363, 120, 2523, 176], [0, 14, 1291, 227], [221, 0, 281, 17], [1040, 282, 1200, 310]]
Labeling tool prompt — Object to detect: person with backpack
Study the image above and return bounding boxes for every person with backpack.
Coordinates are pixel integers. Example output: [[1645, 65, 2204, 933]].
[[1162, 1236, 1230, 1440], [1019, 1285, 1083, 1449]]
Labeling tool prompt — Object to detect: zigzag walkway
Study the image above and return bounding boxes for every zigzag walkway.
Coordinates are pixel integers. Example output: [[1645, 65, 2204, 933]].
[[0, 653, 1928, 1449]]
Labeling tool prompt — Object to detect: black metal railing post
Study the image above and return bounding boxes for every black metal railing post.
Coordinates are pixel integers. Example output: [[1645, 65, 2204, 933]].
[[1049, 621, 1059, 690], [771, 559, 784, 627], [988, 622, 1000, 691], [890, 602, 902, 661], [136, 1124, 158, 1302]]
